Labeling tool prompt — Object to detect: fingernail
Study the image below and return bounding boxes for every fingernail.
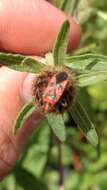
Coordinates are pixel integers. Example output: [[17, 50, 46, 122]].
[[20, 73, 36, 103]]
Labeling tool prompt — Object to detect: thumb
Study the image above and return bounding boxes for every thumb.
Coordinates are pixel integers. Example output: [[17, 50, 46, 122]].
[[0, 68, 42, 181]]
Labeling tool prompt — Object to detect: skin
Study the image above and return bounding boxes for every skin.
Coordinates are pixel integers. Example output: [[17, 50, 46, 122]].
[[0, 0, 81, 180]]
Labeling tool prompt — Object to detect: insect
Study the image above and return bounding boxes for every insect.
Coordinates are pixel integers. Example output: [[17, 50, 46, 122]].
[[43, 72, 69, 112]]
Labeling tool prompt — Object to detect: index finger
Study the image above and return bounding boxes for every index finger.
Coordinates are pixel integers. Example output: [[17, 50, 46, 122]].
[[0, 0, 81, 55]]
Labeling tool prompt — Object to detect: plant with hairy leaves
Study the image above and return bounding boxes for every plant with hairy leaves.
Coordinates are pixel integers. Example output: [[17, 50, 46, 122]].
[[1, 20, 107, 147]]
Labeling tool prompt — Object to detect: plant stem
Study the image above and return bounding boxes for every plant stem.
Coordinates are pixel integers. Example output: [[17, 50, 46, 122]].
[[57, 140, 65, 190], [41, 130, 53, 176], [13, 176, 17, 190]]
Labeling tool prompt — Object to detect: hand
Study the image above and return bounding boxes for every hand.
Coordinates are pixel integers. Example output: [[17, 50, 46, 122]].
[[0, 0, 81, 180]]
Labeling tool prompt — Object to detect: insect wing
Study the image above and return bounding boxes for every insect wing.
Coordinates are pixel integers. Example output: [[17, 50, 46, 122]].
[[43, 75, 57, 106], [55, 80, 68, 101], [43, 74, 68, 107]]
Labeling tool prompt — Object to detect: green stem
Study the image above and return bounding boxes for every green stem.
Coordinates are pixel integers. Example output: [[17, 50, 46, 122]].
[[13, 176, 17, 190], [57, 140, 64, 190], [41, 130, 53, 176]]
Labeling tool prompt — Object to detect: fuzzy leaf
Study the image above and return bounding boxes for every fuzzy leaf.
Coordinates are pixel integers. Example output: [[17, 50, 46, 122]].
[[0, 52, 45, 73], [0, 52, 25, 63], [53, 0, 79, 15], [13, 101, 36, 134], [60, 0, 79, 15], [52, 0, 63, 8], [46, 113, 66, 142], [77, 70, 107, 87], [53, 20, 70, 66], [45, 53, 54, 66], [70, 101, 98, 147], [65, 53, 107, 71]]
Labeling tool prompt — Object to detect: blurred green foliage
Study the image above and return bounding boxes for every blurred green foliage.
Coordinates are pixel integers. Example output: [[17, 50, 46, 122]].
[[1, 0, 107, 189]]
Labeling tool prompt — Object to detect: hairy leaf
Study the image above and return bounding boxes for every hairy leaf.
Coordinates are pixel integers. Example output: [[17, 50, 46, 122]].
[[46, 113, 66, 142], [53, 0, 79, 15], [52, 0, 63, 8], [0, 52, 45, 73], [53, 20, 70, 66], [45, 53, 54, 66], [60, 0, 79, 15], [70, 101, 98, 147], [65, 53, 107, 71], [13, 101, 36, 134], [77, 70, 107, 87]]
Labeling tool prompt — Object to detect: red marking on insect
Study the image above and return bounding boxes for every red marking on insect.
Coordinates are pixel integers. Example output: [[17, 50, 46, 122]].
[[43, 72, 68, 112]]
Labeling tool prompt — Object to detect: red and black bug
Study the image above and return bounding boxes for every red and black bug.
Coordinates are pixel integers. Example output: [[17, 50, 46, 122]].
[[43, 72, 69, 112]]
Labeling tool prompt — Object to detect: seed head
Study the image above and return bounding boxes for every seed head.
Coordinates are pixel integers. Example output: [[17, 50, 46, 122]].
[[32, 67, 77, 113]]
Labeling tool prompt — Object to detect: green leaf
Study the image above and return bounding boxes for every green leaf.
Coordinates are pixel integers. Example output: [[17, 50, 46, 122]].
[[52, 0, 63, 8], [74, 0, 92, 24], [0, 52, 45, 73], [77, 70, 107, 87], [0, 52, 25, 63], [58, 0, 68, 10], [53, 20, 70, 66], [15, 57, 45, 73], [45, 53, 54, 66], [13, 101, 36, 134], [65, 53, 107, 71], [70, 101, 98, 147], [73, 43, 96, 55], [14, 166, 48, 190], [60, 0, 79, 16], [53, 0, 79, 15], [46, 113, 66, 142]]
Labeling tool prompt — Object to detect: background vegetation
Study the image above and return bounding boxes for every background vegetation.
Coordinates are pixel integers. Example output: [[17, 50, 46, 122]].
[[1, 0, 107, 189]]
